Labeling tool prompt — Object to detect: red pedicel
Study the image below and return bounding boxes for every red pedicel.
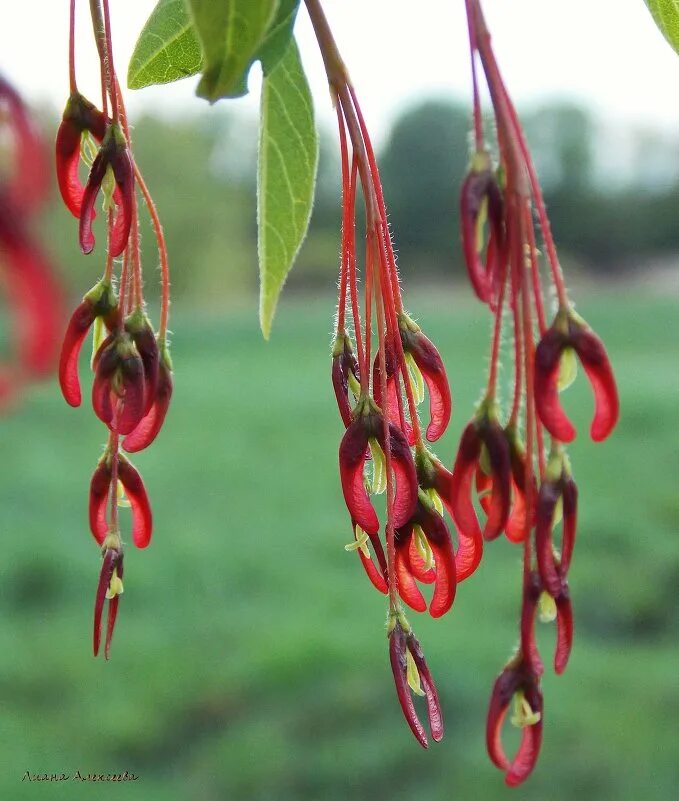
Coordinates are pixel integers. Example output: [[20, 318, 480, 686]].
[[534, 308, 619, 443], [398, 314, 452, 443], [450, 410, 511, 542], [338, 398, 417, 534], [331, 332, 360, 428], [486, 656, 543, 787], [92, 333, 146, 435], [460, 153, 504, 305], [79, 123, 134, 257], [389, 618, 444, 749], [122, 351, 173, 453], [93, 544, 123, 659], [58, 280, 118, 407], [395, 493, 456, 618], [55, 92, 108, 218]]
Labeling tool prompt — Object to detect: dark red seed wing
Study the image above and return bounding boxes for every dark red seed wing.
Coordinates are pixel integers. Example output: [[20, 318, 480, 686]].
[[339, 420, 378, 534], [535, 480, 563, 597], [409, 332, 451, 442], [554, 592, 573, 675], [118, 458, 153, 548], [571, 325, 619, 442], [534, 328, 575, 442], [480, 423, 512, 540], [89, 460, 111, 544], [122, 363, 173, 453], [59, 301, 96, 407], [450, 422, 483, 542], [389, 625, 428, 749]]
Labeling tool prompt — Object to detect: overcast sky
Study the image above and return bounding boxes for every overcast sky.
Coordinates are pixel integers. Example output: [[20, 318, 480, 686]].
[[1, 1, 678, 137]]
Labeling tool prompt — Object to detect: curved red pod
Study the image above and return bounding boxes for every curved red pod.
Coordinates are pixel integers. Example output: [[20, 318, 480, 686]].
[[535, 313, 619, 443], [59, 301, 96, 406], [534, 327, 574, 442], [79, 125, 134, 257], [339, 418, 379, 535], [570, 324, 619, 442], [406, 630, 444, 743], [460, 167, 503, 304], [450, 422, 483, 541], [89, 458, 112, 544], [56, 92, 108, 218], [118, 457, 153, 548], [402, 328, 451, 442], [332, 335, 360, 428], [104, 593, 120, 661], [486, 662, 543, 787], [349, 517, 387, 594], [554, 592, 574, 675], [389, 622, 429, 749], [93, 548, 118, 657], [535, 479, 565, 598], [122, 359, 173, 453], [395, 532, 427, 613], [418, 504, 456, 618], [55, 120, 86, 218]]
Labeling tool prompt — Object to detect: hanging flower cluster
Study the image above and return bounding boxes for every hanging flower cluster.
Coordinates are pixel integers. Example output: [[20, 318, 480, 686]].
[[0, 74, 62, 406], [458, 0, 619, 785], [56, 0, 172, 659], [306, 0, 465, 748], [306, 0, 619, 781]]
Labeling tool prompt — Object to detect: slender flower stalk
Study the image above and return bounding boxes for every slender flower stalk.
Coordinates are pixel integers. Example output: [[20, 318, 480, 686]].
[[56, 0, 172, 658]]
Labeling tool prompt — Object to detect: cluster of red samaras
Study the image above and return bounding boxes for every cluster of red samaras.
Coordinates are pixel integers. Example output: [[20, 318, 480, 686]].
[[55, 6, 172, 660], [0, 75, 62, 406], [329, 0, 620, 786]]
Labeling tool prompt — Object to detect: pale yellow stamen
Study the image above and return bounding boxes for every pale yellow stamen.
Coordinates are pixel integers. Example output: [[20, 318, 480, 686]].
[[105, 569, 124, 600], [538, 591, 557, 623], [347, 368, 361, 400], [413, 525, 434, 572], [90, 316, 106, 370], [427, 488, 444, 516], [369, 438, 386, 495], [345, 525, 371, 560], [557, 347, 578, 392], [406, 648, 425, 696], [116, 480, 131, 508], [405, 352, 425, 406], [510, 691, 541, 728]]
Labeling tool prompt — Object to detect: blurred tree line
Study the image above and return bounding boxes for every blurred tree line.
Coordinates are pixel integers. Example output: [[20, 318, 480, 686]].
[[42, 98, 679, 305]]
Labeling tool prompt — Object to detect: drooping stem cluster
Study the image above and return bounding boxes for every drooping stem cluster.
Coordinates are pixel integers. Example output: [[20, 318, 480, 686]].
[[307, 0, 620, 779], [56, 0, 173, 659], [307, 0, 464, 748], [457, 0, 620, 785]]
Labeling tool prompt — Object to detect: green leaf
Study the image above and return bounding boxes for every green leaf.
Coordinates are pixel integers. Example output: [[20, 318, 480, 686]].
[[258, 0, 301, 76], [188, 0, 279, 101], [257, 38, 318, 339], [127, 0, 203, 90], [644, 0, 679, 54]]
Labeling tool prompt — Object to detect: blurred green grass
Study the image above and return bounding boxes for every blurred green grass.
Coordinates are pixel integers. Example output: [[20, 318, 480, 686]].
[[2, 286, 679, 800]]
